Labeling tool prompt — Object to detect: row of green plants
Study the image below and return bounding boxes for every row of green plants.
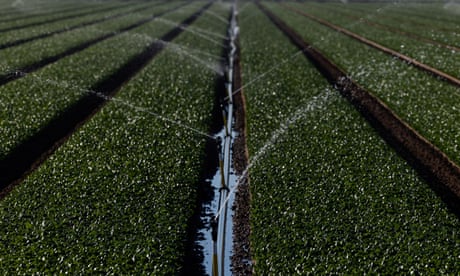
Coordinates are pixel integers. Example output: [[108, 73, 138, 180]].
[[0, 1, 169, 71], [305, 2, 460, 45], [0, 0, 128, 30], [0, 2, 78, 18], [240, 3, 460, 273], [265, 2, 460, 167], [0, 1, 230, 274], [0, 1, 92, 19], [287, 2, 460, 79], [0, 1, 150, 50], [0, 3, 127, 33], [0, 1, 196, 160], [359, 2, 460, 28]]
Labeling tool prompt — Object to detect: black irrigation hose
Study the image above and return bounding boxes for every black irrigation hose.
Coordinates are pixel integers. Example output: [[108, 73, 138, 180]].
[[0, 2, 133, 33], [0, 2, 187, 87], [0, 2, 165, 50], [0, 1, 213, 197]]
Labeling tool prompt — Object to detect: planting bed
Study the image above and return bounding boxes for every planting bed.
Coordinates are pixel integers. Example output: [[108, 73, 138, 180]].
[[0, 2, 158, 50], [264, 3, 460, 168], [0, 1, 198, 186], [0, 2, 181, 80], [285, 2, 460, 79], [0, 1, 229, 274], [302, 2, 460, 46], [0, 1, 130, 33], [1, 0, 460, 274], [239, 3, 460, 274]]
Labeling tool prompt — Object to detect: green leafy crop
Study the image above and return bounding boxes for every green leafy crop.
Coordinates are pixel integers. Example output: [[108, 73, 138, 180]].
[[240, 3, 460, 274], [0, 1, 230, 274]]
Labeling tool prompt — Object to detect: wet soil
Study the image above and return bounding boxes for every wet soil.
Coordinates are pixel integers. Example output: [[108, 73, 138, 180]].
[[180, 20, 226, 275], [231, 29, 253, 276]]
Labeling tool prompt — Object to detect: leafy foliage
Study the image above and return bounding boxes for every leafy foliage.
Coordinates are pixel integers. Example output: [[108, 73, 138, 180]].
[[1, 1, 460, 274], [0, 2, 197, 159], [0, 2, 165, 70], [267, 2, 460, 166], [240, 3, 460, 274], [287, 2, 460, 78], [0, 2, 230, 274]]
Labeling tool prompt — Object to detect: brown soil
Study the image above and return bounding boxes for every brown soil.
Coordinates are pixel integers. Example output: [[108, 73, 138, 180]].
[[231, 24, 253, 276], [258, 3, 460, 218]]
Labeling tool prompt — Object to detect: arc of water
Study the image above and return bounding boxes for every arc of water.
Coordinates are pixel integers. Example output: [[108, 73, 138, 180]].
[[215, 88, 335, 220], [4, 68, 217, 141], [153, 17, 227, 46]]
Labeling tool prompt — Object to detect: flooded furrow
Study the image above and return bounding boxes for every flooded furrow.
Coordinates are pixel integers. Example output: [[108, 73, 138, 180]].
[[184, 4, 241, 276], [208, 5, 240, 275]]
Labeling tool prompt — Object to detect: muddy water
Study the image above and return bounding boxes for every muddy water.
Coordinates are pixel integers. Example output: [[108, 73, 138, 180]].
[[197, 128, 238, 276]]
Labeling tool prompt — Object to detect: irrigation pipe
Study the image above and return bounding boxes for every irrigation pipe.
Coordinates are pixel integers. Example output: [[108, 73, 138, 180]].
[[211, 4, 239, 276]]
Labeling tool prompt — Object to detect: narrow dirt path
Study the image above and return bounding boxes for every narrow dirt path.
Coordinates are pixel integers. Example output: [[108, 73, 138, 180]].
[[231, 14, 252, 275], [283, 4, 460, 88], [258, 2, 460, 218], [0, 2, 213, 199]]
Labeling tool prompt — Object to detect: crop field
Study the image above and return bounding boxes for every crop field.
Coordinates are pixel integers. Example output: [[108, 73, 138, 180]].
[[0, 0, 460, 274]]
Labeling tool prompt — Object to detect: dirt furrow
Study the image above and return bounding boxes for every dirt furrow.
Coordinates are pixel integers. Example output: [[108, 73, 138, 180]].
[[231, 16, 252, 275], [180, 6, 229, 274], [0, 2, 213, 199], [283, 5, 460, 88], [258, 2, 460, 217]]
